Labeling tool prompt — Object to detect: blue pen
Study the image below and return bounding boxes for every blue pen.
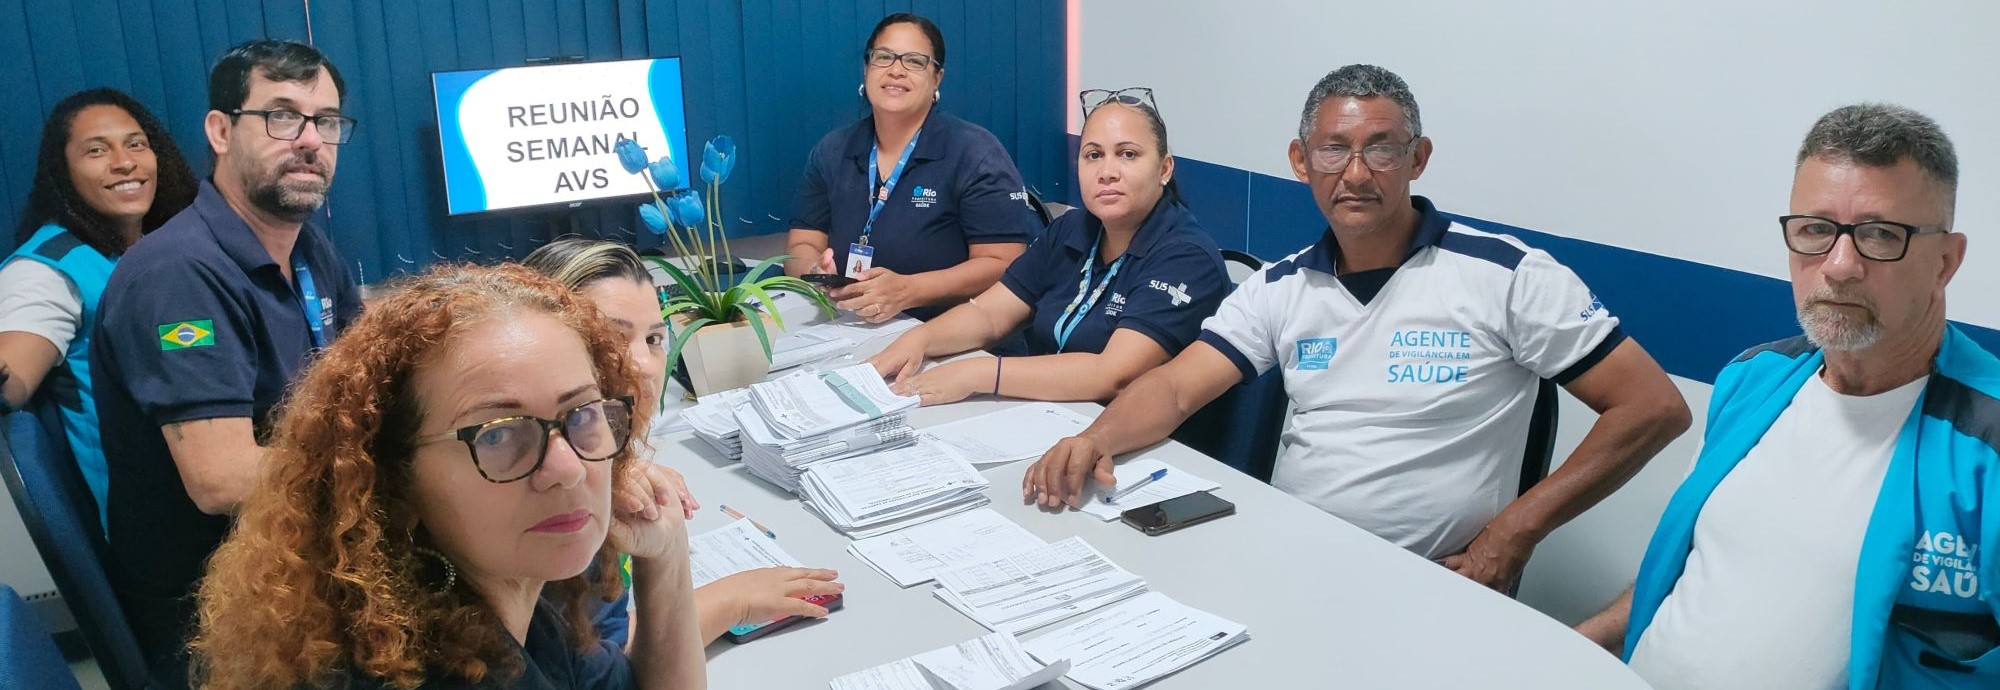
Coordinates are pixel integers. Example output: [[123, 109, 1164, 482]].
[[1103, 469, 1169, 504]]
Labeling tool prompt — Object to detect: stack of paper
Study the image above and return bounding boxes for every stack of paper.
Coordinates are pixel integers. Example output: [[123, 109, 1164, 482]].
[[749, 363, 920, 439], [1077, 459, 1222, 521], [770, 327, 856, 372], [683, 389, 750, 458], [917, 403, 1095, 466], [932, 537, 1148, 635], [688, 517, 805, 588], [1022, 592, 1249, 690], [829, 632, 1070, 690], [812, 316, 922, 344], [738, 408, 916, 494], [847, 509, 1047, 587], [735, 363, 922, 493], [800, 444, 992, 539]]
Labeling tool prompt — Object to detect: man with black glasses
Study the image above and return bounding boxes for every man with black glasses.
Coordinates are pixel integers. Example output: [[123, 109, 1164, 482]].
[[1026, 64, 1690, 595], [1579, 104, 1998, 689], [92, 39, 361, 686]]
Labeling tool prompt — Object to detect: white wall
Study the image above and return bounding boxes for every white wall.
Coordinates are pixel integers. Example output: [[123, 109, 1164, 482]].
[[1076, 0, 2000, 623], [1077, 0, 2000, 326]]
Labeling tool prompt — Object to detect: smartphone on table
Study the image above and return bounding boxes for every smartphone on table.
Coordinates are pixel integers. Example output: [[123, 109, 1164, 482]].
[[1120, 491, 1236, 536]]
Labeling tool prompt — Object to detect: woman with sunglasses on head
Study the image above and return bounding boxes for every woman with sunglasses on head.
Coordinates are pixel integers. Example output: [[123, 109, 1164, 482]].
[[868, 89, 1227, 406], [786, 12, 1040, 323], [190, 264, 705, 690], [523, 238, 843, 648], [1, 88, 197, 521]]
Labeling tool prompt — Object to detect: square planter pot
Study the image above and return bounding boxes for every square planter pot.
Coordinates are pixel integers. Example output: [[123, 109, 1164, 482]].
[[674, 311, 773, 397]]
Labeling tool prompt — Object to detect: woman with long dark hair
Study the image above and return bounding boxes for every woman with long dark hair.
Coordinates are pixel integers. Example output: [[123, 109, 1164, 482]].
[[1, 87, 198, 521]]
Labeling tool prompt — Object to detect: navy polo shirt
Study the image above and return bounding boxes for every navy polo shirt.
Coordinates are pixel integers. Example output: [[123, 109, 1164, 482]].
[[792, 111, 1040, 320], [92, 181, 360, 673], [999, 202, 1227, 357]]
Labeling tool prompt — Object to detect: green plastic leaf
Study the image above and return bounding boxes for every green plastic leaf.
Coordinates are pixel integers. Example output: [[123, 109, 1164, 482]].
[[662, 314, 717, 385], [741, 309, 774, 359], [732, 281, 788, 331]]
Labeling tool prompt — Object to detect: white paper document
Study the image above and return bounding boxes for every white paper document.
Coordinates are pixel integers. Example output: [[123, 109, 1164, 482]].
[[814, 316, 921, 343], [847, 509, 1047, 587], [1077, 459, 1222, 521], [687, 518, 804, 588], [1022, 592, 1249, 690], [771, 328, 856, 372], [830, 632, 1069, 690], [801, 443, 992, 538], [917, 404, 1095, 466], [682, 390, 750, 457], [752, 363, 919, 438], [932, 537, 1147, 635]]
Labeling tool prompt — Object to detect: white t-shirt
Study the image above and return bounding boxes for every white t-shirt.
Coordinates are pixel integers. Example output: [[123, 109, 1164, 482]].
[[1629, 372, 1928, 690], [0, 258, 84, 352], [1197, 200, 1621, 558]]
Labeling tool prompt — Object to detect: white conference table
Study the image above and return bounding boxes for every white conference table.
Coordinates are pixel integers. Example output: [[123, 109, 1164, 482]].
[[644, 293, 1647, 689]]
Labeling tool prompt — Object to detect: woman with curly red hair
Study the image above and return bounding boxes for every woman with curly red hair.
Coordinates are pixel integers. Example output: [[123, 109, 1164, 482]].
[[189, 263, 705, 689]]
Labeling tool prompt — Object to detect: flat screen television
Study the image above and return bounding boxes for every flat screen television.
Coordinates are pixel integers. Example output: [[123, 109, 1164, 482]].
[[432, 57, 689, 216]]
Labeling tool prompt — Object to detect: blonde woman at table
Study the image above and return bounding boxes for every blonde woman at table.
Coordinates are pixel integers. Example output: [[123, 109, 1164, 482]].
[[524, 239, 844, 646], [189, 264, 704, 689], [868, 89, 1227, 405]]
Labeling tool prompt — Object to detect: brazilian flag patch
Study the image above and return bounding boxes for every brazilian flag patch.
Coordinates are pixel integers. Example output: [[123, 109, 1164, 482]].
[[158, 320, 215, 350]]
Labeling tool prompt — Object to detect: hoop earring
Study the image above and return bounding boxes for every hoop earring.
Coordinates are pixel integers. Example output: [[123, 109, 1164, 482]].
[[413, 546, 457, 591], [934, 90, 942, 102], [858, 83, 865, 97]]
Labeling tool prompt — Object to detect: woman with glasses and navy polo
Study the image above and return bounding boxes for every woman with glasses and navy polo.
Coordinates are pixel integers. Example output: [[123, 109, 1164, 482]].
[[868, 88, 1228, 406], [785, 12, 1040, 322]]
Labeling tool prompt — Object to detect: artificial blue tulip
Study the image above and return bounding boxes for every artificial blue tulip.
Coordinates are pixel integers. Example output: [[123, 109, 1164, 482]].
[[638, 203, 669, 235], [648, 156, 682, 190], [666, 190, 706, 228], [614, 137, 648, 174], [700, 135, 737, 184]]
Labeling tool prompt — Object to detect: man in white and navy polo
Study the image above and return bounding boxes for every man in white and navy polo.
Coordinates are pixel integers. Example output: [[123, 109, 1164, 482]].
[[1025, 64, 1692, 594]]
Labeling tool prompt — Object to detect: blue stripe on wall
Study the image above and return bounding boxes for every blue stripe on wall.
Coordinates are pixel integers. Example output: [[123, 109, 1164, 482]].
[[1, 0, 1067, 283], [1116, 143, 2000, 384]]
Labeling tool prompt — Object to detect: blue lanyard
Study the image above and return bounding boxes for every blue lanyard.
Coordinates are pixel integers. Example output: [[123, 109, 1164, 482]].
[[1051, 232, 1128, 352], [293, 259, 328, 349], [860, 132, 921, 247]]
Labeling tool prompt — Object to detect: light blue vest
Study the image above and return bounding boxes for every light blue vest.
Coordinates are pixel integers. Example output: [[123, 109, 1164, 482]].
[[5, 223, 115, 529], [1626, 326, 2000, 687]]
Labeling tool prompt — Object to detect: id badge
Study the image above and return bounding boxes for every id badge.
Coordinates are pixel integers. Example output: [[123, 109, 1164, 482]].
[[845, 242, 876, 278]]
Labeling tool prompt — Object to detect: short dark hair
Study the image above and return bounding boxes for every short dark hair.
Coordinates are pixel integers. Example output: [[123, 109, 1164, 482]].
[[15, 88, 199, 256], [208, 39, 345, 114], [1796, 103, 1957, 222], [1298, 64, 1422, 144], [867, 13, 946, 69]]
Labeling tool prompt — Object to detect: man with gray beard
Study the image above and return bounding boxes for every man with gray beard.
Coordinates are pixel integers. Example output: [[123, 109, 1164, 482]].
[[1578, 104, 1999, 689], [90, 39, 361, 688]]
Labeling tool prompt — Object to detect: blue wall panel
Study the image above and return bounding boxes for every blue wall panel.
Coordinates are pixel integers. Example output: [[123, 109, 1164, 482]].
[[0, 0, 1067, 283]]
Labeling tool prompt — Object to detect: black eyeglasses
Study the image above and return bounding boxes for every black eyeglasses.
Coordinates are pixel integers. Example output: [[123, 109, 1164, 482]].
[[414, 397, 633, 483], [1779, 215, 1947, 262], [1307, 139, 1417, 174], [1079, 87, 1155, 117], [230, 109, 357, 145], [864, 48, 939, 72]]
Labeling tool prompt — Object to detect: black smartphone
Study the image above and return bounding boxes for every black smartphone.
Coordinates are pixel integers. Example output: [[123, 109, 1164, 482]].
[[1121, 491, 1236, 536], [722, 593, 843, 644], [799, 273, 857, 288]]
